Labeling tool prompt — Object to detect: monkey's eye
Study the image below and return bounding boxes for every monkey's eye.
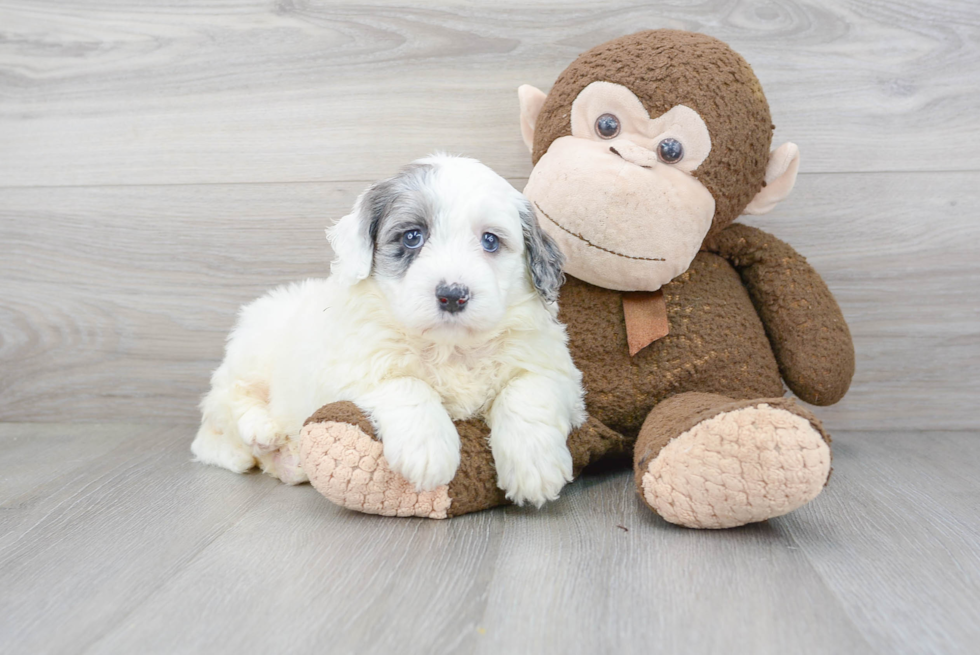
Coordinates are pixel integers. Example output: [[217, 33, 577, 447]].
[[594, 113, 621, 139], [657, 138, 684, 164], [481, 232, 500, 253], [402, 229, 424, 249]]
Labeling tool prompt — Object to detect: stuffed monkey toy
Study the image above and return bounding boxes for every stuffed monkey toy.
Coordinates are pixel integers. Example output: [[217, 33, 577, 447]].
[[299, 30, 855, 528]]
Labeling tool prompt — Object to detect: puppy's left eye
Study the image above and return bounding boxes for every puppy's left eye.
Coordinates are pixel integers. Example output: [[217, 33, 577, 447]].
[[402, 230, 424, 249], [481, 232, 500, 253]]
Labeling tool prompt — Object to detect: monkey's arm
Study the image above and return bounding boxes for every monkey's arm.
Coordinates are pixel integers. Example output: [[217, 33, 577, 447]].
[[704, 223, 855, 406]]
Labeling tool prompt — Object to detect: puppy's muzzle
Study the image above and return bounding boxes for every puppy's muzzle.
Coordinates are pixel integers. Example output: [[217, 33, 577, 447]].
[[436, 283, 469, 314]]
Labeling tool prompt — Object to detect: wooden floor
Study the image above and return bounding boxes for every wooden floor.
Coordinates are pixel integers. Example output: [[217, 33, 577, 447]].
[[2, 0, 979, 653], [1, 424, 978, 654]]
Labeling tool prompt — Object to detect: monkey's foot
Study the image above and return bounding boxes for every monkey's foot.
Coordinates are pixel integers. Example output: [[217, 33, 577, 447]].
[[299, 403, 452, 519], [635, 395, 831, 529]]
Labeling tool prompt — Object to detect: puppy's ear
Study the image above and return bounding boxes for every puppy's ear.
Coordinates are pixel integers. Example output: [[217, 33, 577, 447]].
[[326, 186, 381, 286], [519, 199, 565, 303]]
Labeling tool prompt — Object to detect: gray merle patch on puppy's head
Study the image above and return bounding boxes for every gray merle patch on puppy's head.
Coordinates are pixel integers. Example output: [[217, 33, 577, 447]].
[[326, 163, 434, 286], [359, 163, 435, 279]]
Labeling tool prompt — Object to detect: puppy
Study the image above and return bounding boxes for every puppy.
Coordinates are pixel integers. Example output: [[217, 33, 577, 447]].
[[191, 154, 586, 507]]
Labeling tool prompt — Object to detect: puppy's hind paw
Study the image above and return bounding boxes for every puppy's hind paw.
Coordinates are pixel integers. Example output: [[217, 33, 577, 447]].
[[256, 440, 308, 485], [237, 407, 287, 454], [191, 426, 256, 474]]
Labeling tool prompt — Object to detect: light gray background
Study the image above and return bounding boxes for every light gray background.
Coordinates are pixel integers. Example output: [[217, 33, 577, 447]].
[[1, 1, 978, 653]]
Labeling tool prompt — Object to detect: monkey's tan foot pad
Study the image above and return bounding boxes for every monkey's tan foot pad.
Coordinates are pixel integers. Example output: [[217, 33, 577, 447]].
[[640, 403, 831, 529], [300, 418, 451, 519]]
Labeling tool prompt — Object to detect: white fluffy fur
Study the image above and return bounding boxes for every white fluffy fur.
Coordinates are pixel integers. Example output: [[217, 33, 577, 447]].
[[192, 154, 585, 507]]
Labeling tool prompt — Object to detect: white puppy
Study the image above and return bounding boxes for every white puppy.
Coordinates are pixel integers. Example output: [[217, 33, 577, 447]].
[[191, 154, 586, 507]]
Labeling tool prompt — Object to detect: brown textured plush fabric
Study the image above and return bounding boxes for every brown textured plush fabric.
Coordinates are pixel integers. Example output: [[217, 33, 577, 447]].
[[531, 29, 773, 238], [567, 416, 632, 473], [705, 224, 855, 405], [444, 419, 506, 517], [559, 252, 785, 441]]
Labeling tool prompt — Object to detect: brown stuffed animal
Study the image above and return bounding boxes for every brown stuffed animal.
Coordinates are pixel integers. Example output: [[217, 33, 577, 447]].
[[299, 30, 855, 528]]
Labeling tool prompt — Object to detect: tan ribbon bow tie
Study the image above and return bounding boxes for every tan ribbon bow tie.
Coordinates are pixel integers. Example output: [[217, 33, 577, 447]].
[[622, 290, 670, 356]]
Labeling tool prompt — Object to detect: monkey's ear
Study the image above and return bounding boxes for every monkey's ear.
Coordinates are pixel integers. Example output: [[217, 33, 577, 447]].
[[743, 142, 800, 215], [326, 192, 375, 286], [518, 85, 548, 152]]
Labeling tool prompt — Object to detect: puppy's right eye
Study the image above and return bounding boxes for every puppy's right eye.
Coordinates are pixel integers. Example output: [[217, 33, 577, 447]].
[[402, 230, 424, 249]]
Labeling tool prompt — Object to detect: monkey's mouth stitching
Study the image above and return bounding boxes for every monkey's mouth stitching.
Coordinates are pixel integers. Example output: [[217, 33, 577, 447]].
[[533, 202, 665, 262]]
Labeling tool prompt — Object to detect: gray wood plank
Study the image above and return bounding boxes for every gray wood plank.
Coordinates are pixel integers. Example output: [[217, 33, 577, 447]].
[[470, 473, 872, 655], [0, 422, 134, 505], [0, 423, 277, 655], [1, 0, 978, 187], [4, 424, 977, 654], [2, 172, 976, 429], [782, 431, 980, 655], [85, 484, 507, 655], [81, 444, 871, 655]]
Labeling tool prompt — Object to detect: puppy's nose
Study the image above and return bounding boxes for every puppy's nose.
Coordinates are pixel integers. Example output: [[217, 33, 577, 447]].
[[436, 283, 470, 314]]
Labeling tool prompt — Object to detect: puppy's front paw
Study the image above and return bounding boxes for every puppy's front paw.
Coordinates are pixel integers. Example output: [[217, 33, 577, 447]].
[[380, 411, 460, 491], [493, 427, 573, 508]]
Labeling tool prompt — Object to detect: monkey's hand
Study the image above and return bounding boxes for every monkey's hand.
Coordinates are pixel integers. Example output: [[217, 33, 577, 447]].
[[705, 223, 855, 406]]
